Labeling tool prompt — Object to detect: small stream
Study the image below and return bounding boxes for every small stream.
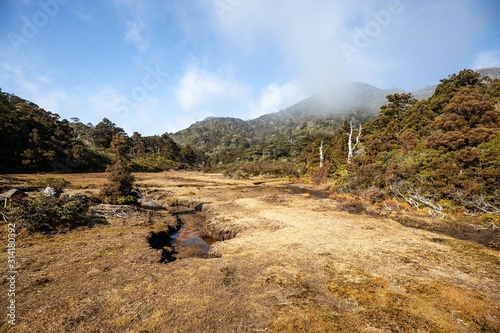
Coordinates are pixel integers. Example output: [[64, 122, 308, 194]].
[[171, 209, 216, 260], [147, 204, 216, 263]]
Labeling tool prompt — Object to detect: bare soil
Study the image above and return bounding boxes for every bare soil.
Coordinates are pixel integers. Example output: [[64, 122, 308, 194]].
[[1, 171, 499, 332]]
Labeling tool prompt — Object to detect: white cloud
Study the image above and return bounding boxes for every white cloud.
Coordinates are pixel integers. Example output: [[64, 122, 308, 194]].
[[174, 65, 310, 122], [209, 0, 488, 90], [112, 0, 156, 52], [73, 6, 93, 24], [210, 0, 355, 91], [88, 86, 128, 116], [473, 51, 500, 69], [250, 81, 307, 118], [0, 63, 74, 114], [174, 65, 250, 112], [124, 20, 149, 53]]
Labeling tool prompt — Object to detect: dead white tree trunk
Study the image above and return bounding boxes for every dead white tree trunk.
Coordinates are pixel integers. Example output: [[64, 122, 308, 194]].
[[347, 120, 362, 164], [319, 140, 324, 168]]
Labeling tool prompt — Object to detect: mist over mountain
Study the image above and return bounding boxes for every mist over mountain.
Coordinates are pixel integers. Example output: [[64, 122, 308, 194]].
[[476, 67, 500, 79], [168, 80, 408, 150], [169, 67, 500, 185], [172, 68, 500, 146], [171, 81, 398, 149], [1, 67, 498, 175]]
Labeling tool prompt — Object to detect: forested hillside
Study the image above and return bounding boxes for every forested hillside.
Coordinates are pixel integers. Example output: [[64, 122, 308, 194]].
[[172, 69, 500, 213], [0, 90, 85, 173], [171, 82, 398, 174], [0, 91, 189, 173], [1, 68, 499, 214], [332, 69, 500, 213]]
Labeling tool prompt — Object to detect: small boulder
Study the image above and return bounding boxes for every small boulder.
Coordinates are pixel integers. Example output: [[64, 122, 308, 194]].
[[62, 193, 90, 202], [43, 186, 60, 198]]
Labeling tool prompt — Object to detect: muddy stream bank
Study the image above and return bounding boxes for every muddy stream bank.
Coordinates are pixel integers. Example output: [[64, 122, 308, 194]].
[[148, 205, 216, 262]]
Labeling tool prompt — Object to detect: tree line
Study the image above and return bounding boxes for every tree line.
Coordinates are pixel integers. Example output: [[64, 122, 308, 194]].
[[1, 69, 499, 213], [0, 91, 196, 173]]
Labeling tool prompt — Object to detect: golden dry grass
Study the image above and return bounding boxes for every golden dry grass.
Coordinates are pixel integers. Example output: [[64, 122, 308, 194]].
[[0, 171, 499, 332]]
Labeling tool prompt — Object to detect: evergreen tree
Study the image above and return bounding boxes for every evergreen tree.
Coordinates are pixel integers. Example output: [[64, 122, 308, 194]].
[[93, 118, 125, 148], [100, 134, 137, 204]]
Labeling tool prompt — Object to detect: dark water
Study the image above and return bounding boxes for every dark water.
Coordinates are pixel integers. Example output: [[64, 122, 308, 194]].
[[146, 204, 216, 262], [170, 210, 216, 260]]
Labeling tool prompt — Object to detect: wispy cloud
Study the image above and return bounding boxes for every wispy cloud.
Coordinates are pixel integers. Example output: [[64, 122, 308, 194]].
[[175, 65, 250, 112], [250, 81, 306, 118], [0, 63, 75, 116], [209, 0, 488, 90], [473, 50, 500, 69], [174, 65, 308, 120], [73, 8, 93, 24], [124, 19, 149, 52], [112, 0, 155, 53]]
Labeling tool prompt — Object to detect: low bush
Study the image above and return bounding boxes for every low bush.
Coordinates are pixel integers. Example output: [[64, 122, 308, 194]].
[[102, 195, 138, 205], [8, 196, 89, 232], [31, 177, 71, 192], [309, 167, 329, 184]]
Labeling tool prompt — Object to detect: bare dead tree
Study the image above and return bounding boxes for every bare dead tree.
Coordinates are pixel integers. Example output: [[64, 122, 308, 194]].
[[468, 193, 500, 215], [347, 120, 362, 164], [390, 182, 445, 218], [319, 140, 324, 168], [450, 189, 500, 215]]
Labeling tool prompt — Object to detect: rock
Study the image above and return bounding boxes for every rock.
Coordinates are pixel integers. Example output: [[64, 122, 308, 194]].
[[43, 186, 60, 198], [62, 193, 90, 202]]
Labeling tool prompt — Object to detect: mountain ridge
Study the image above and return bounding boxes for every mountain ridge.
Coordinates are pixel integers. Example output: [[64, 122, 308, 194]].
[[171, 68, 500, 152], [173, 67, 500, 137]]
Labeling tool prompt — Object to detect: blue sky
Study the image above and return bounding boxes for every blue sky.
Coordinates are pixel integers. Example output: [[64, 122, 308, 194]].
[[1, 0, 499, 135]]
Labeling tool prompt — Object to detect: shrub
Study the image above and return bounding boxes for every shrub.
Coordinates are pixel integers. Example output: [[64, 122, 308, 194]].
[[481, 214, 499, 224], [116, 195, 139, 205], [363, 187, 385, 203], [100, 134, 137, 204], [31, 177, 70, 192], [310, 166, 330, 184], [8, 196, 89, 232], [222, 169, 249, 180]]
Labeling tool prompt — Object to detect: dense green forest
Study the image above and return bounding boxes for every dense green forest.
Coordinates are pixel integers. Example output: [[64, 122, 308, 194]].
[[345, 70, 500, 213], [1, 69, 499, 213], [0, 91, 190, 173]]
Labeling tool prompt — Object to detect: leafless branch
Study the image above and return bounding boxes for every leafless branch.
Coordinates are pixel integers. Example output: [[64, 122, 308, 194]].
[[1, 212, 8, 223], [469, 193, 500, 215], [390, 182, 444, 218]]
